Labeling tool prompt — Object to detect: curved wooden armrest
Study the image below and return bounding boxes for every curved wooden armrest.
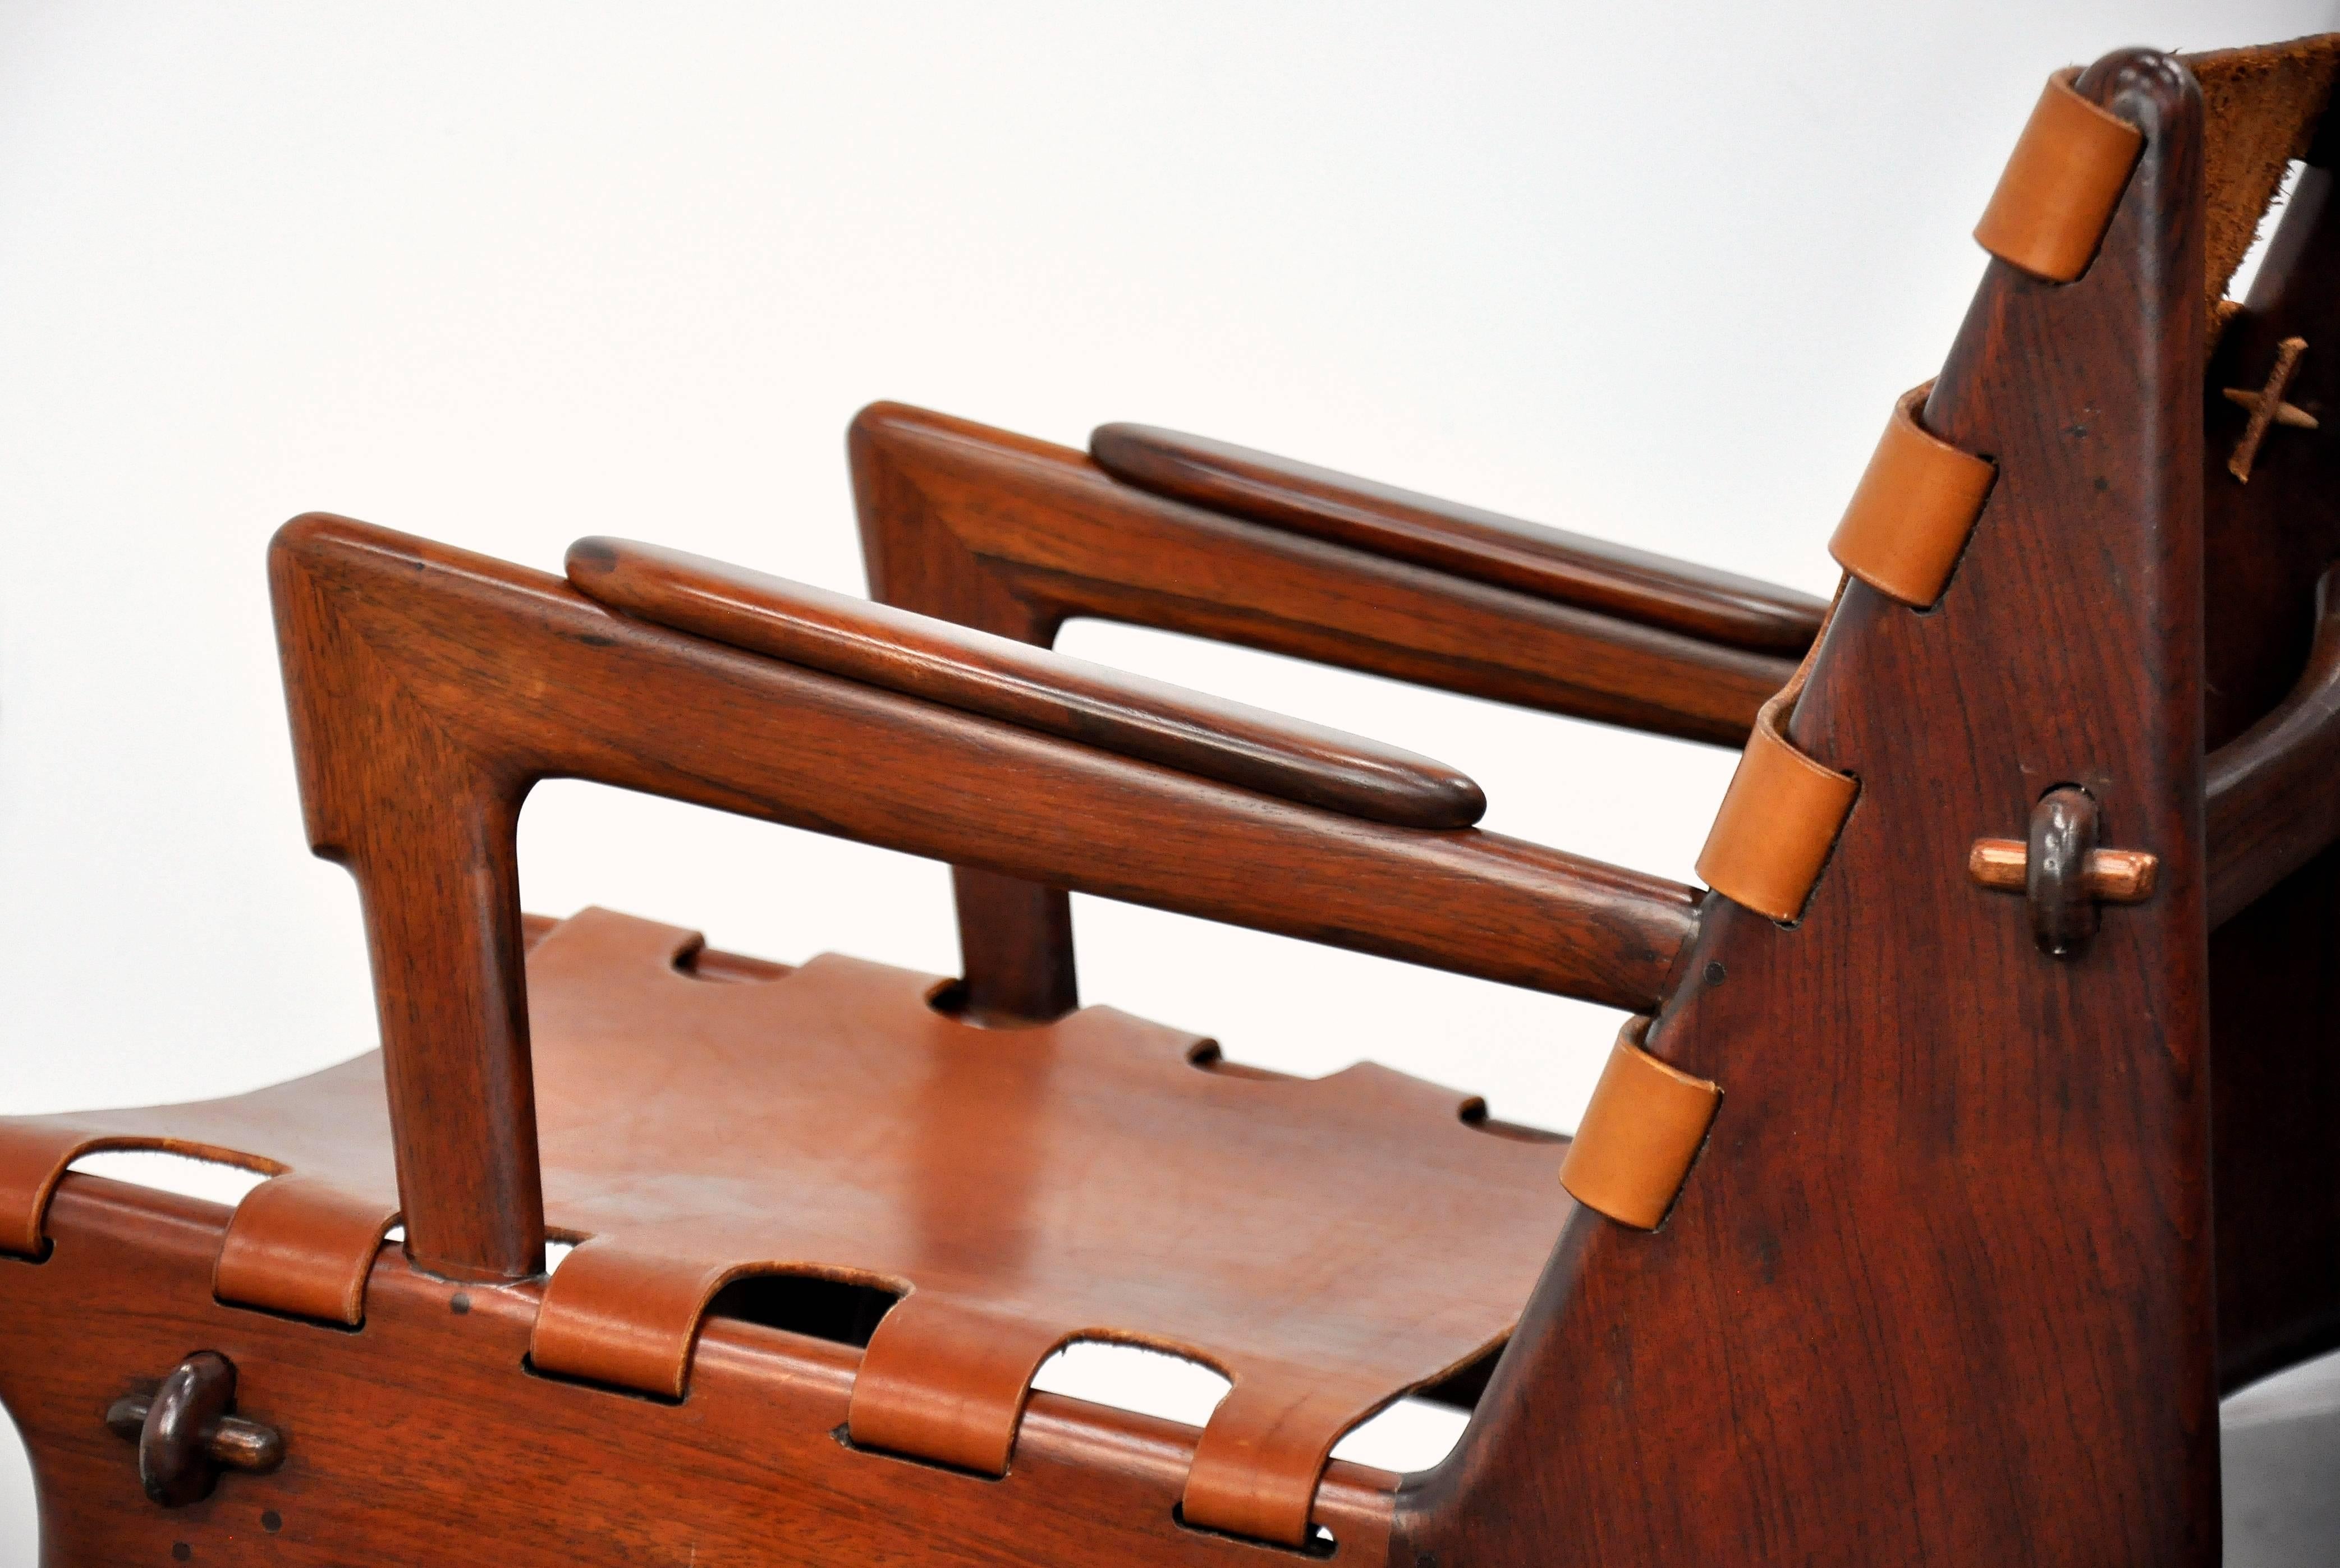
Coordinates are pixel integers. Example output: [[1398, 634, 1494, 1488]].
[[1090, 422, 1828, 655], [852, 402, 1800, 749], [2208, 563, 2340, 926], [272, 515, 1698, 1282], [565, 537, 1484, 830]]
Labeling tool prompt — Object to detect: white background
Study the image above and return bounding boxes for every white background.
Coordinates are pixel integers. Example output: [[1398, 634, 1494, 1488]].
[[3, 3, 2335, 1558]]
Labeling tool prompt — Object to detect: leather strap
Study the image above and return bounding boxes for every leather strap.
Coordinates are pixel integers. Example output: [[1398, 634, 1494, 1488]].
[[847, 1294, 1071, 1473], [2185, 38, 2340, 328], [0, 1122, 91, 1257], [213, 1174, 400, 1327], [1182, 1375, 1361, 1544], [0, 1126, 394, 1325], [1695, 594, 1859, 923], [1974, 68, 2144, 283], [1829, 383, 1997, 608], [531, 1239, 917, 1400], [1557, 1019, 1723, 1231]]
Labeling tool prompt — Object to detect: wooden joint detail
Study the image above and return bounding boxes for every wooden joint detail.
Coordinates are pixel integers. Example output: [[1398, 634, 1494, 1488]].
[[105, 1352, 283, 1508], [1974, 67, 2146, 283], [2222, 335, 2319, 482], [1967, 839, 2160, 902], [1969, 787, 2159, 957], [1557, 1019, 1722, 1231], [1828, 384, 1998, 608]]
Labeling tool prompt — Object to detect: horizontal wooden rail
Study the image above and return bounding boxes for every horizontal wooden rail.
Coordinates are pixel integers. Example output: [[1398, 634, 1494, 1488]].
[[273, 516, 1700, 1280], [2208, 564, 2340, 926], [1090, 422, 1828, 655], [852, 403, 1801, 748], [565, 537, 1485, 829]]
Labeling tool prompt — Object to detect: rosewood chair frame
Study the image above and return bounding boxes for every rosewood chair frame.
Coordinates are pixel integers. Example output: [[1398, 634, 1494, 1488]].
[[5, 36, 2340, 1568]]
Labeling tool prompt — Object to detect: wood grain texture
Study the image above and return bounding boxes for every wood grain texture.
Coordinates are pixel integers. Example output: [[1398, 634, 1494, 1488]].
[[1396, 49, 2217, 1564], [2199, 147, 2340, 1391], [7, 908, 1564, 1549], [853, 403, 1802, 747], [0, 1176, 1398, 1564], [564, 535, 1486, 830], [1087, 422, 1827, 653], [271, 516, 1696, 1282], [851, 402, 1793, 1019], [2206, 563, 2340, 924]]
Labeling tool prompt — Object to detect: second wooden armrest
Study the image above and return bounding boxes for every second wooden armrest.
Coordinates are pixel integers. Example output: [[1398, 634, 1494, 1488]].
[[1090, 422, 1827, 655], [566, 537, 1486, 830]]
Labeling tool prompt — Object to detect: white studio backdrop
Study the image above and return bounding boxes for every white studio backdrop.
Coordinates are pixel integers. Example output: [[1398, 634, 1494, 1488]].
[[2, 2, 2334, 1557]]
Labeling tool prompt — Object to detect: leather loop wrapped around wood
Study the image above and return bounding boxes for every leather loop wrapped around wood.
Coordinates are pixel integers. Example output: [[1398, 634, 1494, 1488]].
[[1695, 675, 1858, 923], [1974, 68, 2144, 282], [0, 909, 1571, 1550], [213, 1174, 400, 1327], [1828, 384, 1997, 608], [1557, 1019, 1722, 1230]]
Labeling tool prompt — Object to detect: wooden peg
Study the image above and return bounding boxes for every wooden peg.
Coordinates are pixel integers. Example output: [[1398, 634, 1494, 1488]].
[[2222, 335, 2318, 482], [1970, 788, 2158, 957], [1966, 839, 2159, 902]]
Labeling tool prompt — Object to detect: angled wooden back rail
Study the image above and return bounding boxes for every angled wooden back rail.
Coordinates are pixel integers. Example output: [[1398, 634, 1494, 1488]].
[[270, 515, 1696, 1282]]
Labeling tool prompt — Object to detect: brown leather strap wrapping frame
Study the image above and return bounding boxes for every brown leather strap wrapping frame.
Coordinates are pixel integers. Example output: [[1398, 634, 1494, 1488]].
[[0, 1124, 397, 1328], [213, 1174, 400, 1327], [1695, 594, 1859, 923], [1556, 1018, 1722, 1230], [1829, 384, 1997, 608], [1975, 68, 2145, 283]]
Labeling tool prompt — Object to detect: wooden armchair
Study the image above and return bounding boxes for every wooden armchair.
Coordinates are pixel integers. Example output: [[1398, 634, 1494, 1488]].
[[7, 34, 2340, 1567]]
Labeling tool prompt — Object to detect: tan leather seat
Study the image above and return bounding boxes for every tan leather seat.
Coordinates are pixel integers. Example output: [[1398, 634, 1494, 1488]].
[[0, 904, 1567, 1543]]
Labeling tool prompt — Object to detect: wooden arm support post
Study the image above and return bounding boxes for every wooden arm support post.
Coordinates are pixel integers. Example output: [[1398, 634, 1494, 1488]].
[[271, 515, 1697, 1283]]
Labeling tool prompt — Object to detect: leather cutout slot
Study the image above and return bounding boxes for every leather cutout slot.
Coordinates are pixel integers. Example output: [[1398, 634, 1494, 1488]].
[[1457, 1098, 1566, 1144], [532, 1237, 912, 1401], [925, 976, 1063, 1029], [1974, 67, 2144, 283], [1030, 1339, 1234, 1431], [68, 1149, 272, 1208], [1410, 1341, 1501, 1410], [705, 1272, 902, 1349], [519, 1352, 686, 1408], [1172, 1503, 1338, 1559], [1330, 1396, 1471, 1472], [671, 934, 792, 985], [1186, 1040, 1293, 1080], [829, 1423, 1008, 1482], [3, 1126, 285, 1263]]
